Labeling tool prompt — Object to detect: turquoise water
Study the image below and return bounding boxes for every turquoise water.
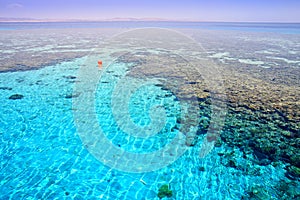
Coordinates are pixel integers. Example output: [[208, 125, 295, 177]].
[[1, 56, 297, 199], [95, 61, 181, 153]]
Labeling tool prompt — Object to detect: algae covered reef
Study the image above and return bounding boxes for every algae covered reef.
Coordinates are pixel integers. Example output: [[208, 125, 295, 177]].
[[107, 29, 300, 174]]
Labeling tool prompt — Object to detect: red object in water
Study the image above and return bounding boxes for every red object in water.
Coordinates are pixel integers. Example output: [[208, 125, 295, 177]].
[[98, 60, 103, 68]]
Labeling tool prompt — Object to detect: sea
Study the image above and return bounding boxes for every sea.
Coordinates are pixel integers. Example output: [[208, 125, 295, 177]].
[[0, 22, 299, 199], [1, 21, 300, 34]]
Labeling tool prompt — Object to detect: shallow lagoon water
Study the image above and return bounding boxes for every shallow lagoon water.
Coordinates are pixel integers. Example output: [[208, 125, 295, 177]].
[[0, 56, 298, 199], [0, 23, 300, 199]]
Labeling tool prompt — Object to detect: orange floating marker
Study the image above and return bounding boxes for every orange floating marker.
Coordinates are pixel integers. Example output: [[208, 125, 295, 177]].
[[98, 60, 103, 68]]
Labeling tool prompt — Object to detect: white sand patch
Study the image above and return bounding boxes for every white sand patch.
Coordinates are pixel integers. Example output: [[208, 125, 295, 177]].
[[260, 65, 271, 69], [56, 45, 76, 49], [209, 52, 230, 58], [223, 57, 236, 61], [238, 59, 264, 65], [208, 52, 237, 63], [24, 45, 54, 52], [267, 56, 300, 64], [255, 50, 276, 54], [288, 51, 297, 54], [47, 49, 90, 53], [0, 50, 16, 53]]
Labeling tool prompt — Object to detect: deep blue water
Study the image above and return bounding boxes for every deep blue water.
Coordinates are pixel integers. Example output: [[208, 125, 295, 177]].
[[1, 21, 300, 34]]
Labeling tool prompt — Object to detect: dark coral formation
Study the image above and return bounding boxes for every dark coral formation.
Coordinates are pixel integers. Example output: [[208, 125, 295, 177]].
[[9, 94, 24, 100], [157, 184, 173, 199], [0, 87, 12, 90], [118, 50, 299, 179]]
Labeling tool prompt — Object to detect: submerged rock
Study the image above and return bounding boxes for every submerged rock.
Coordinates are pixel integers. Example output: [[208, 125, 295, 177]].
[[65, 93, 80, 99], [9, 94, 24, 100], [247, 185, 271, 200], [227, 159, 237, 168], [214, 138, 223, 147], [290, 154, 300, 168], [198, 166, 205, 171], [157, 184, 173, 199], [285, 165, 300, 180], [63, 75, 76, 79], [253, 149, 269, 161], [275, 180, 300, 199], [257, 158, 272, 166], [65, 94, 73, 99], [0, 87, 12, 90]]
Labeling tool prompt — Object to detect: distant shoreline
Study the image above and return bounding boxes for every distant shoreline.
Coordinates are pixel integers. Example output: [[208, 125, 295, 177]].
[[0, 18, 299, 24]]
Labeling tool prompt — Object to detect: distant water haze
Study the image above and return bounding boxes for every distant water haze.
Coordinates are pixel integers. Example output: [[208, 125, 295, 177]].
[[1, 21, 300, 35], [0, 0, 300, 23]]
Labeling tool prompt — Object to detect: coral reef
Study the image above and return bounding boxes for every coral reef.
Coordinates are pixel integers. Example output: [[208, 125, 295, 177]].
[[285, 165, 300, 180], [247, 185, 270, 200], [118, 50, 299, 170]]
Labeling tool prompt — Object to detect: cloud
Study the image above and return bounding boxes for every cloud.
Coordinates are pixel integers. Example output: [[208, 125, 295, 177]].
[[6, 3, 23, 9]]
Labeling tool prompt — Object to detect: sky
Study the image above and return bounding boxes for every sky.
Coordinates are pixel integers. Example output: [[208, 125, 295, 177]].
[[0, 0, 300, 22]]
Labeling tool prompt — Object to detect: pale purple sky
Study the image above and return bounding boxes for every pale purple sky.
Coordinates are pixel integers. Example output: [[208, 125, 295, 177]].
[[1, 0, 300, 22]]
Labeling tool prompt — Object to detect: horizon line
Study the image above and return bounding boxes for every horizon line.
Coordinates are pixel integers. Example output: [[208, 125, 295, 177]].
[[0, 17, 300, 24]]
